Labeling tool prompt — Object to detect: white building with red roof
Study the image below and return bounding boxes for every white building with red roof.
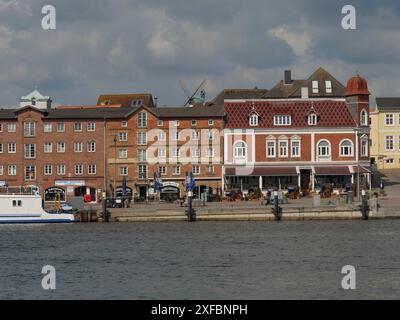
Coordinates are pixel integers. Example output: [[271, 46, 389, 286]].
[[222, 75, 371, 196]]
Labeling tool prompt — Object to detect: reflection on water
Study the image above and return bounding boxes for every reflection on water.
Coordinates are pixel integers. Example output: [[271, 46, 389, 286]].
[[0, 220, 399, 299]]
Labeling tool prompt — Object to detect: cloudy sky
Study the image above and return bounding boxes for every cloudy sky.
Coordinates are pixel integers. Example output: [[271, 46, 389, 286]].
[[0, 0, 399, 107]]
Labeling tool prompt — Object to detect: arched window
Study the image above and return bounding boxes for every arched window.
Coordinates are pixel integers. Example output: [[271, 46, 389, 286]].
[[317, 140, 331, 158], [308, 113, 318, 125], [340, 139, 353, 156], [360, 109, 368, 126], [249, 114, 259, 126], [234, 141, 247, 158]]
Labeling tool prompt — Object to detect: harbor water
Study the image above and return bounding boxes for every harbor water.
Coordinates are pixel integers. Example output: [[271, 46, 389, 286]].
[[0, 220, 400, 299]]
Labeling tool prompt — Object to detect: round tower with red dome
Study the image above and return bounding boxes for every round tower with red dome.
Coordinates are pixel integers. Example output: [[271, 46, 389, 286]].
[[345, 75, 371, 161]]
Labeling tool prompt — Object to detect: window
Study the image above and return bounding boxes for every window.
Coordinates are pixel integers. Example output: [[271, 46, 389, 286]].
[[172, 147, 180, 158], [171, 120, 180, 127], [137, 132, 147, 145], [7, 123, 16, 132], [158, 120, 164, 127], [25, 166, 36, 181], [191, 147, 200, 158], [386, 159, 394, 164], [138, 165, 147, 179], [131, 99, 144, 107], [137, 112, 147, 128], [386, 136, 394, 151], [159, 166, 167, 176], [361, 139, 369, 157], [291, 140, 301, 157], [191, 130, 199, 140], [171, 131, 180, 141], [312, 81, 319, 94], [172, 166, 181, 175], [74, 164, 83, 175], [0, 166, 3, 176], [0, 123, 2, 132], [234, 141, 247, 158], [266, 139, 276, 158], [274, 115, 292, 126], [308, 114, 318, 125], [191, 120, 197, 126], [249, 114, 259, 126], [24, 144, 36, 159], [120, 167, 128, 176], [88, 164, 96, 175], [340, 140, 353, 156], [138, 149, 147, 162], [206, 165, 215, 175], [360, 110, 368, 126], [8, 143, 16, 153], [158, 147, 166, 159], [279, 140, 288, 157], [44, 123, 52, 132], [57, 122, 65, 132], [192, 165, 200, 175], [57, 142, 66, 153], [385, 114, 394, 126], [208, 120, 214, 126], [74, 142, 83, 153], [87, 141, 96, 152], [12, 200, 22, 207], [57, 165, 66, 175], [317, 140, 331, 158], [74, 122, 83, 132], [208, 130, 215, 141], [118, 132, 128, 142], [119, 149, 128, 159], [24, 121, 36, 137], [121, 121, 128, 128], [87, 122, 96, 132], [8, 165, 17, 176], [44, 165, 52, 176], [0, 143, 2, 153], [158, 130, 166, 141], [44, 142, 52, 153], [206, 148, 214, 158], [325, 81, 332, 94]]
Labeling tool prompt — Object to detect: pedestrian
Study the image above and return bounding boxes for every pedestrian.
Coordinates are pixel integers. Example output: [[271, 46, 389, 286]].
[[380, 180, 385, 191]]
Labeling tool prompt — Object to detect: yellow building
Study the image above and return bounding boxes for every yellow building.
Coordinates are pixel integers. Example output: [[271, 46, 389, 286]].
[[370, 98, 400, 169]]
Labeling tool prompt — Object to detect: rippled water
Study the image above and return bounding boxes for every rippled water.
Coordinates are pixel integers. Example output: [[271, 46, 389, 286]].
[[0, 220, 400, 300]]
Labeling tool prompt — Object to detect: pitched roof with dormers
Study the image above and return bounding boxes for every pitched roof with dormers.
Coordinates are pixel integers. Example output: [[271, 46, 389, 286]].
[[224, 100, 356, 128], [97, 93, 155, 108]]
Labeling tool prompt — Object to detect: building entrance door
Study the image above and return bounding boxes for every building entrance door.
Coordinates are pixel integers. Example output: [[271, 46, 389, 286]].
[[300, 170, 311, 195]]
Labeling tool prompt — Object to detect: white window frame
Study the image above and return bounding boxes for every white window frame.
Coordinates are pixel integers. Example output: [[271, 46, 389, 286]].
[[158, 147, 166, 159], [291, 140, 301, 158], [312, 80, 319, 94], [308, 114, 318, 126], [137, 112, 147, 128], [57, 164, 66, 176], [57, 142, 66, 153], [172, 166, 181, 176], [88, 164, 96, 175], [137, 149, 147, 162], [120, 166, 128, 176], [249, 114, 259, 126], [317, 140, 331, 160], [8, 143, 16, 154], [274, 115, 292, 126], [24, 144, 36, 159], [233, 141, 247, 159], [118, 132, 128, 142], [278, 140, 288, 158], [87, 122, 96, 132], [361, 139, 369, 157], [385, 135, 394, 151], [74, 142, 83, 153], [74, 164, 83, 176], [360, 109, 368, 126], [138, 165, 148, 179], [119, 148, 128, 159], [87, 141, 96, 153], [8, 165, 17, 176], [137, 132, 147, 145], [44, 142, 52, 153], [74, 122, 83, 132], [192, 165, 200, 175], [44, 164, 53, 176], [325, 80, 332, 94], [25, 166, 36, 181], [339, 139, 354, 157], [385, 114, 394, 126], [7, 123, 16, 133], [43, 122, 52, 133], [24, 121, 36, 137], [57, 122, 65, 132]]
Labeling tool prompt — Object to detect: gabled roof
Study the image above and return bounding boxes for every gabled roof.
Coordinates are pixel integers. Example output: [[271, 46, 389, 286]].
[[97, 93, 154, 108], [211, 88, 269, 105], [376, 98, 400, 111], [225, 100, 356, 128], [265, 67, 346, 99], [20, 89, 51, 101]]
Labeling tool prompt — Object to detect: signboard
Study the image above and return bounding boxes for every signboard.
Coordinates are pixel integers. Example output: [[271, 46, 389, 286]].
[[55, 180, 85, 187], [67, 186, 74, 194], [162, 182, 179, 188]]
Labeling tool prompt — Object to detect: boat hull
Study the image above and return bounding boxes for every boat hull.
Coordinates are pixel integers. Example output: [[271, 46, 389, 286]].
[[0, 214, 75, 224]]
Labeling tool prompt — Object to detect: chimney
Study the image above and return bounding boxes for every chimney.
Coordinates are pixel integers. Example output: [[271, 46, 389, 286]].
[[301, 87, 309, 99], [284, 70, 292, 85]]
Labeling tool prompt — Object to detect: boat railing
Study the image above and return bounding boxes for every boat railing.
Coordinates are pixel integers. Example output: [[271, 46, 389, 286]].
[[0, 186, 40, 195]]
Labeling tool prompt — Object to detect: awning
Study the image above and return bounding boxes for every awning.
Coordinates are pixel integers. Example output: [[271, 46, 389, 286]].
[[314, 166, 351, 176], [352, 166, 371, 174], [225, 167, 298, 176]]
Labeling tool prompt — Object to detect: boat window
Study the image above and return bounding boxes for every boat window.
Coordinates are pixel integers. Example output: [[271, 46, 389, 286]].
[[12, 200, 22, 207]]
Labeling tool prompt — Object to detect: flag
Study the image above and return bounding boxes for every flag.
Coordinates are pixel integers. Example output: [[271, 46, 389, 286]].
[[122, 176, 127, 196], [153, 171, 162, 192]]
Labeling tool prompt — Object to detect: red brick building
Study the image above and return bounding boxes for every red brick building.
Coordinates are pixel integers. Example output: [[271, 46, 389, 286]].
[[222, 75, 371, 195]]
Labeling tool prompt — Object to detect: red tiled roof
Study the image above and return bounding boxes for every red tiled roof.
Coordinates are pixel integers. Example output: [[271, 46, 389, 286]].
[[224, 100, 355, 128]]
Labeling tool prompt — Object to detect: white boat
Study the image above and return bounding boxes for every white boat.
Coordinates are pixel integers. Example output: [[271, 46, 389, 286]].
[[0, 187, 75, 224]]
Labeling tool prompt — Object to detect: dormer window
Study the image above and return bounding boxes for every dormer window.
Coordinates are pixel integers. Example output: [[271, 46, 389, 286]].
[[274, 115, 291, 126], [308, 113, 318, 126], [249, 114, 259, 126]]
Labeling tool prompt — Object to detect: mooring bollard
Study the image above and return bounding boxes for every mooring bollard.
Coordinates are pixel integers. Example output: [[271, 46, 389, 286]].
[[360, 190, 369, 220], [186, 191, 196, 222], [272, 191, 282, 221]]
